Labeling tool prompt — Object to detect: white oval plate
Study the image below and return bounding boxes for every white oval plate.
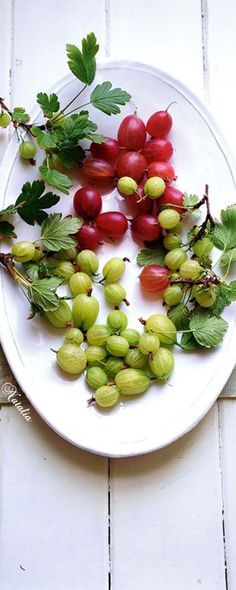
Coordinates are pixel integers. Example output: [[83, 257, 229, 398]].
[[1, 61, 236, 457]]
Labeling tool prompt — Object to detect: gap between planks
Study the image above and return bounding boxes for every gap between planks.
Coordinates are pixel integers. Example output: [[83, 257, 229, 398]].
[[201, 0, 209, 101], [217, 400, 229, 590]]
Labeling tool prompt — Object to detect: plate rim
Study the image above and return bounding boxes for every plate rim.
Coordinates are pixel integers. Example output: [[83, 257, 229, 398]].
[[0, 59, 236, 457]]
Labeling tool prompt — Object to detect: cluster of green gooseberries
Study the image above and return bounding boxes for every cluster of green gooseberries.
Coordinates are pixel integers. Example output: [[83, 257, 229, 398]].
[[10, 243, 176, 408], [139, 206, 217, 309], [56, 309, 175, 409]]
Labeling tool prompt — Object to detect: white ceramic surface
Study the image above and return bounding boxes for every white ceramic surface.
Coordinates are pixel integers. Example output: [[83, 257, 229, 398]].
[[0, 61, 236, 457]]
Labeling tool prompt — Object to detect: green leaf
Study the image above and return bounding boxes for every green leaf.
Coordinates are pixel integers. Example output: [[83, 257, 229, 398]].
[[86, 133, 106, 143], [212, 205, 236, 251], [24, 261, 55, 281], [209, 282, 236, 316], [208, 285, 231, 317], [136, 247, 166, 267], [183, 193, 199, 208], [39, 166, 73, 194], [90, 81, 131, 115], [189, 312, 228, 348], [66, 33, 99, 85], [228, 280, 236, 300], [31, 126, 58, 149], [212, 223, 234, 251], [221, 205, 236, 227], [15, 180, 60, 225], [58, 113, 97, 148], [180, 332, 201, 351], [168, 304, 190, 330], [37, 92, 60, 117], [40, 213, 83, 251], [23, 263, 40, 281], [0, 204, 18, 217], [58, 146, 85, 168], [0, 220, 16, 239], [12, 107, 30, 123], [30, 277, 62, 312], [220, 248, 236, 268]]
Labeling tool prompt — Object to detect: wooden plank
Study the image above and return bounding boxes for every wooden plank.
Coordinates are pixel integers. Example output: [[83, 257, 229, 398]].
[[111, 405, 226, 590], [0, 345, 24, 404], [218, 400, 236, 590], [207, 1, 236, 157], [0, 405, 108, 590], [220, 366, 236, 398], [11, 0, 106, 107], [109, 0, 204, 97], [207, 0, 236, 397], [0, 0, 12, 162]]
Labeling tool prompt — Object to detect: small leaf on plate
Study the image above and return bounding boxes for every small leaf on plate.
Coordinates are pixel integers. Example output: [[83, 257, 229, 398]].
[[39, 166, 73, 194], [90, 81, 131, 115], [37, 92, 60, 117], [15, 180, 60, 225], [189, 312, 228, 348], [180, 332, 201, 351], [31, 277, 62, 312], [12, 107, 30, 123], [40, 213, 83, 251], [136, 247, 166, 267], [168, 304, 190, 330], [31, 126, 58, 149]]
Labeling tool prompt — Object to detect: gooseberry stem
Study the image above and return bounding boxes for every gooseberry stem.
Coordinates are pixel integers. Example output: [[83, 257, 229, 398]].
[[52, 84, 88, 121], [189, 184, 215, 243], [0, 252, 31, 288], [170, 275, 221, 287]]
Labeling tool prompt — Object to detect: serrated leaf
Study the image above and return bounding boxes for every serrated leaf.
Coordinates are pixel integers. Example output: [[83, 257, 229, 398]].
[[212, 205, 236, 251], [229, 280, 236, 300], [0, 204, 18, 217], [221, 204, 236, 227], [23, 263, 40, 281], [58, 145, 85, 168], [39, 166, 72, 194], [136, 247, 166, 267], [58, 113, 97, 148], [220, 248, 236, 268], [90, 81, 131, 115], [30, 277, 61, 312], [31, 125, 58, 149], [209, 283, 235, 316], [40, 213, 83, 251], [0, 220, 16, 239], [23, 261, 55, 281], [189, 312, 228, 348], [180, 332, 201, 351], [12, 107, 30, 123], [86, 133, 106, 144], [168, 304, 190, 330], [212, 223, 235, 251], [183, 193, 199, 208], [15, 180, 60, 225], [66, 33, 99, 85], [37, 92, 60, 117]]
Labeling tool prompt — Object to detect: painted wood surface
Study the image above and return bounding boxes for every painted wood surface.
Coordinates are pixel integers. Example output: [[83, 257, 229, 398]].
[[0, 1, 236, 589], [0, 406, 108, 590]]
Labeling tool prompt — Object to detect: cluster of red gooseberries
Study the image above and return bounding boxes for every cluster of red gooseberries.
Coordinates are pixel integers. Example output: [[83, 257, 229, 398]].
[[74, 105, 183, 251], [73, 105, 202, 299]]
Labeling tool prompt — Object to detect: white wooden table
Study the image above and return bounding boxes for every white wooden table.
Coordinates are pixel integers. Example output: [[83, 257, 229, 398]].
[[1, 1, 236, 588]]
